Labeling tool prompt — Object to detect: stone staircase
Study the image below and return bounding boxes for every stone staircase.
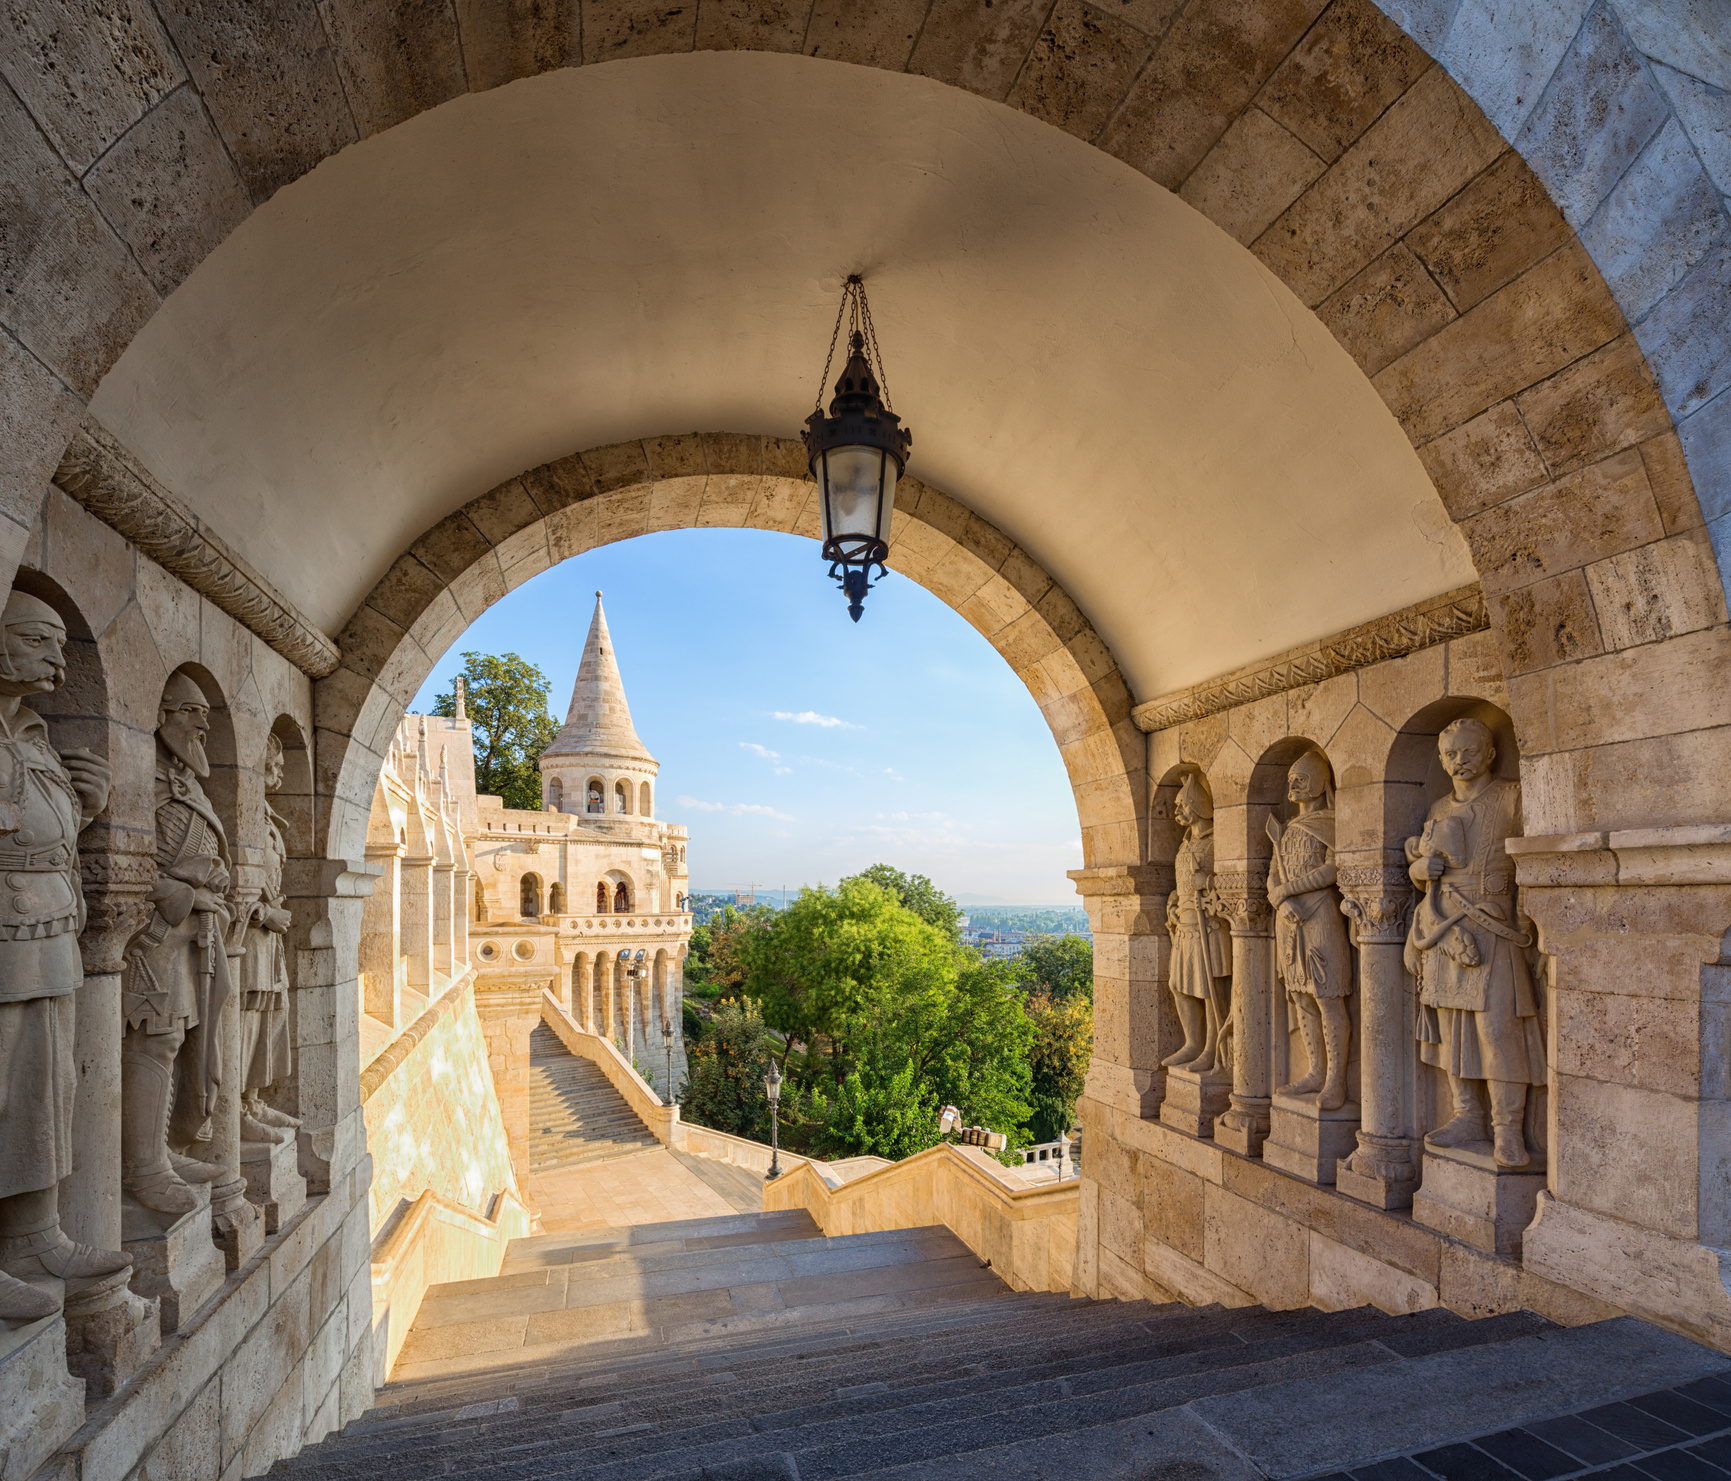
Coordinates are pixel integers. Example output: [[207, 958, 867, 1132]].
[[527, 1022, 660, 1172], [269, 1208, 1731, 1481]]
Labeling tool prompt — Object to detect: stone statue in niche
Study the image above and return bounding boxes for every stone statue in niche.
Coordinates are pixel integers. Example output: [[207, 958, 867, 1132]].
[[1269, 752, 1352, 1110], [1405, 717, 1543, 1169], [1160, 774, 1232, 1074], [0, 592, 132, 1320], [238, 735, 298, 1146], [120, 674, 234, 1214]]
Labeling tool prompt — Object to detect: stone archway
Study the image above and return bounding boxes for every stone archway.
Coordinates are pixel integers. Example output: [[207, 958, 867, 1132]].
[[316, 431, 1145, 870], [3, 2, 1723, 847]]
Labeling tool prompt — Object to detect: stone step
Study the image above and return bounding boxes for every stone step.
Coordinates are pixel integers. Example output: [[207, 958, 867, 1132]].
[[306, 1302, 1546, 1481], [362, 1293, 1184, 1435], [310, 1304, 1432, 1476]]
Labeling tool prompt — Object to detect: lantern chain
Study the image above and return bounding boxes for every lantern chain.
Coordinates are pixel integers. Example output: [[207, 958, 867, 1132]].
[[812, 276, 896, 416]]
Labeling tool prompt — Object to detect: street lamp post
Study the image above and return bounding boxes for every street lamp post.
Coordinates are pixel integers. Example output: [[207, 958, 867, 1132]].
[[662, 1016, 674, 1100], [764, 1059, 783, 1181]]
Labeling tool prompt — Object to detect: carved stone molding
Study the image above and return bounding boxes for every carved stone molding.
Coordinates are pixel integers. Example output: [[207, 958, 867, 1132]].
[[79, 849, 158, 975], [1132, 585, 1489, 733], [52, 419, 342, 679], [1337, 865, 1415, 945], [1211, 869, 1272, 935]]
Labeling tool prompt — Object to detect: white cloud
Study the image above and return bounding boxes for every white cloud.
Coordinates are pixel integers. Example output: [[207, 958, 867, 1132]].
[[676, 794, 798, 822], [741, 742, 793, 776], [774, 710, 860, 729]]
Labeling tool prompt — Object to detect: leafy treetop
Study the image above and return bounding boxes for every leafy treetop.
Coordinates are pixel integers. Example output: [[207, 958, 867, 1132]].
[[841, 863, 962, 940], [1014, 933, 1094, 1001], [433, 652, 558, 812]]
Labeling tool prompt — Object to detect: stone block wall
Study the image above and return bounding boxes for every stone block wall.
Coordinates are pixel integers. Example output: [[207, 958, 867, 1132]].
[[0, 486, 376, 1476], [360, 975, 520, 1241], [1076, 605, 1731, 1351]]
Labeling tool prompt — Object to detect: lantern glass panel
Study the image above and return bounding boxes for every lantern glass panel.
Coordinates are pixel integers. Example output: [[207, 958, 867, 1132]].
[[820, 445, 896, 548]]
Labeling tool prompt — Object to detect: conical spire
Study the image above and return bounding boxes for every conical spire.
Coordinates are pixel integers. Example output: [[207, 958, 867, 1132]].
[[542, 593, 655, 763]]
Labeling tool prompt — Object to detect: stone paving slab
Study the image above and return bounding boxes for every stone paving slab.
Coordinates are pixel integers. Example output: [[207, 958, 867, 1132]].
[[1190, 1316, 1731, 1479]]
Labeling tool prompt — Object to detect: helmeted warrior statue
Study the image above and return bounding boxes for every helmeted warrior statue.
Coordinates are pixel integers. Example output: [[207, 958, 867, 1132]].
[[120, 673, 234, 1214], [238, 734, 298, 1146], [0, 591, 131, 1320], [1405, 717, 1543, 1169], [1268, 751, 1353, 1110], [1161, 773, 1233, 1074]]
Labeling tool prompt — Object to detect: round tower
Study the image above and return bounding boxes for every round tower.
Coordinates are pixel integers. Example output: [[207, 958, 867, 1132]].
[[540, 592, 659, 821]]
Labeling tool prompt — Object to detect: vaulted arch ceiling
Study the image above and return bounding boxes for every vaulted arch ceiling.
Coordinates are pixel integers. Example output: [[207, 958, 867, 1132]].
[[90, 51, 1465, 699]]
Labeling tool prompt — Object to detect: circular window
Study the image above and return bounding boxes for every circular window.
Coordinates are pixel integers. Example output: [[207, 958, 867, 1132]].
[[512, 940, 536, 961], [477, 941, 500, 962]]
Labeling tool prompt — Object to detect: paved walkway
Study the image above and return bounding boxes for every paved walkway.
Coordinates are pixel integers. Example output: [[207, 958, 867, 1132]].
[[526, 1146, 744, 1232]]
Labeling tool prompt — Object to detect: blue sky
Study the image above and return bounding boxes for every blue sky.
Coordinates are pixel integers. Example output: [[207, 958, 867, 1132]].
[[409, 529, 1083, 904]]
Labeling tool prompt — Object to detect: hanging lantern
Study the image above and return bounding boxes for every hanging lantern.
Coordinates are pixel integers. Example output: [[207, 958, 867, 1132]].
[[802, 276, 912, 622]]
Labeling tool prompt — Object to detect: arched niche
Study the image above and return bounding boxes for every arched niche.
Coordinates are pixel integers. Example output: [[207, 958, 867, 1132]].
[[268, 714, 315, 861]]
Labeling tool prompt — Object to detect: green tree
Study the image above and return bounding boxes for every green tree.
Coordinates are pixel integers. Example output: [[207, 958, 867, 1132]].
[[685, 904, 772, 998], [432, 652, 557, 811], [1015, 933, 1094, 1001], [841, 864, 962, 940], [1024, 990, 1092, 1143], [741, 879, 956, 1064], [678, 998, 781, 1140], [816, 1057, 939, 1160], [741, 879, 1033, 1156]]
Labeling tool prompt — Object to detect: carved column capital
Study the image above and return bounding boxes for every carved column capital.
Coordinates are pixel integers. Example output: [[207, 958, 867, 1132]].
[[1336, 865, 1415, 945], [1211, 867, 1272, 937], [79, 846, 157, 976]]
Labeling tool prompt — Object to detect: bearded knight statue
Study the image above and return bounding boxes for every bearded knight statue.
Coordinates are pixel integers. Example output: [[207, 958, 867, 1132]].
[[0, 591, 132, 1319], [238, 734, 298, 1146], [1405, 717, 1543, 1169], [120, 674, 234, 1214]]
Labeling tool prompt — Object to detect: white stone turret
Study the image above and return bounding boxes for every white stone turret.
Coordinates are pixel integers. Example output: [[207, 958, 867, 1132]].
[[539, 593, 659, 820]]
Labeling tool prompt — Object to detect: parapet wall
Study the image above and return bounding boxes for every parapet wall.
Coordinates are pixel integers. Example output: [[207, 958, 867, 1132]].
[[363, 974, 522, 1240]]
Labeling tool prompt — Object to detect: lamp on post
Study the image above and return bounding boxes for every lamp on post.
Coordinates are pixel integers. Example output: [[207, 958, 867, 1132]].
[[764, 1059, 783, 1181], [802, 276, 911, 623], [661, 1016, 674, 1099]]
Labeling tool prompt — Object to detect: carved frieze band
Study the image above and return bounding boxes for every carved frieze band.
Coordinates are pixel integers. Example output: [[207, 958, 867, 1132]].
[[1131, 585, 1489, 733], [52, 419, 342, 679]]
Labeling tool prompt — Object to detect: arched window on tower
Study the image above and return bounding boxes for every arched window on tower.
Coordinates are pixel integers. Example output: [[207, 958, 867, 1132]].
[[614, 881, 631, 912], [548, 882, 564, 913], [587, 779, 604, 814], [547, 776, 563, 811], [596, 881, 609, 913], [639, 781, 652, 816], [521, 873, 542, 919], [615, 780, 630, 814]]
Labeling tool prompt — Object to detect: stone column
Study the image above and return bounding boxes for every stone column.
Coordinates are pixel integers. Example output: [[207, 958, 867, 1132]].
[[603, 955, 617, 1040], [400, 850, 434, 996], [432, 859, 454, 978], [209, 849, 263, 1270], [1069, 864, 1176, 1119], [1335, 862, 1418, 1210], [623, 961, 637, 1060], [284, 860, 381, 1197], [453, 870, 472, 969], [66, 833, 160, 1394], [359, 845, 401, 1027], [1214, 870, 1274, 1157], [1508, 828, 1731, 1344]]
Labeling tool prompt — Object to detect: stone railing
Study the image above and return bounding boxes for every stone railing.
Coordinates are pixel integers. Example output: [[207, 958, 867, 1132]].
[[765, 1143, 1080, 1295], [369, 1186, 535, 1382], [538, 990, 680, 1144], [560, 913, 692, 937]]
